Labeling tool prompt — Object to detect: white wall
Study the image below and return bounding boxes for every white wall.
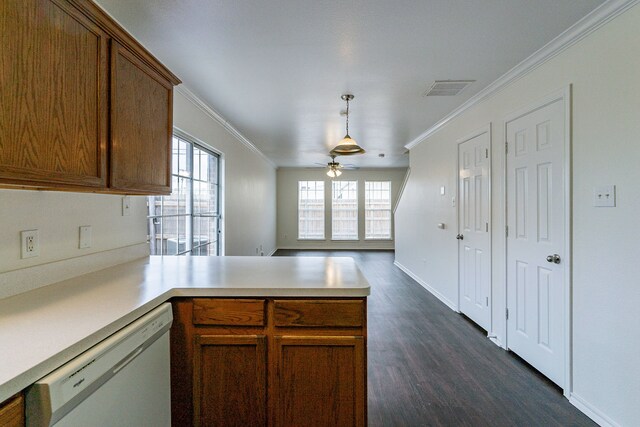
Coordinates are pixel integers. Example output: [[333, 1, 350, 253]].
[[277, 168, 407, 250], [0, 191, 147, 274], [395, 4, 640, 426], [173, 90, 277, 256]]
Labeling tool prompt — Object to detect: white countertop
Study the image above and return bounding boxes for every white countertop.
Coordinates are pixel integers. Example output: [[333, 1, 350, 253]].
[[0, 255, 370, 403]]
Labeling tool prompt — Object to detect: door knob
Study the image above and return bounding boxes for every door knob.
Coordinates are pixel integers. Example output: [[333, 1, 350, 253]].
[[546, 254, 561, 264], [456, 234, 464, 240]]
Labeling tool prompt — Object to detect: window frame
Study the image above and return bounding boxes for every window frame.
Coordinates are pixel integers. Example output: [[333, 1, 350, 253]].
[[297, 180, 325, 240], [147, 131, 221, 256], [364, 180, 393, 240], [331, 180, 359, 241]]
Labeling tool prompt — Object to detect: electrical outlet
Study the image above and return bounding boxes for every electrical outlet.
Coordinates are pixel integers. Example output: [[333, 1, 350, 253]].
[[79, 226, 92, 249], [593, 185, 616, 207], [122, 196, 131, 216], [21, 229, 40, 259]]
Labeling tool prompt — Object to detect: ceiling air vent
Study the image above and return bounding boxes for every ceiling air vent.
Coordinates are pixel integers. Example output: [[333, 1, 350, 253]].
[[423, 80, 475, 96]]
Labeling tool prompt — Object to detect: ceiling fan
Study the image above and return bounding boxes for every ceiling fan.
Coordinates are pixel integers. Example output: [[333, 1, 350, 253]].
[[314, 154, 358, 178]]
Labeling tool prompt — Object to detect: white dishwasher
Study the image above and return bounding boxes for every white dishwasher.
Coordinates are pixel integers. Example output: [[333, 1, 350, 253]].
[[26, 303, 173, 427]]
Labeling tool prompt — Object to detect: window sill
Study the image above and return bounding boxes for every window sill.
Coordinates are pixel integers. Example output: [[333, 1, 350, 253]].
[[364, 238, 393, 241], [297, 238, 326, 241], [331, 239, 360, 242]]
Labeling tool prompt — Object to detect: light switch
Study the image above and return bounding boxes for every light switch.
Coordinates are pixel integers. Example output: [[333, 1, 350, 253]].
[[593, 185, 616, 207], [440, 186, 446, 196]]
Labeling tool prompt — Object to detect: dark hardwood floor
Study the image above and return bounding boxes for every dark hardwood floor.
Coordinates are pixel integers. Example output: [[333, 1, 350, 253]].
[[275, 250, 595, 427]]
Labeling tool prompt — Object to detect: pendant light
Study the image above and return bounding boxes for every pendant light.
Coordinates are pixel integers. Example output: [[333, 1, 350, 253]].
[[330, 94, 365, 156]]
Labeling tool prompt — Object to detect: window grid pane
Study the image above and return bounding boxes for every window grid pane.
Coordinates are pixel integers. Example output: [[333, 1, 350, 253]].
[[148, 135, 220, 256], [365, 181, 392, 239], [298, 181, 325, 239], [332, 181, 358, 240]]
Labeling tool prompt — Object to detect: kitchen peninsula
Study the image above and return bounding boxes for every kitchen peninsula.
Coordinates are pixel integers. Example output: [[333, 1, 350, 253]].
[[0, 256, 369, 426]]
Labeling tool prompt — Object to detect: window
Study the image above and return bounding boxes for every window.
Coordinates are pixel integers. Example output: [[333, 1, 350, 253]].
[[147, 134, 220, 256], [298, 181, 325, 239], [365, 181, 392, 239], [332, 181, 358, 240]]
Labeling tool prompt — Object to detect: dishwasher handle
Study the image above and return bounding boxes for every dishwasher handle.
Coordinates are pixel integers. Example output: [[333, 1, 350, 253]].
[[112, 346, 145, 375]]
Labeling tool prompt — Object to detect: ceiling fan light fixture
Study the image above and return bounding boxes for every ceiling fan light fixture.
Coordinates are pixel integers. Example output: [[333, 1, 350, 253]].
[[331, 94, 365, 156], [326, 168, 342, 178]]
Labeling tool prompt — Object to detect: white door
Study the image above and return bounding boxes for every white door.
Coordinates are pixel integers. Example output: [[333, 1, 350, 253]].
[[458, 127, 491, 331], [506, 95, 567, 387]]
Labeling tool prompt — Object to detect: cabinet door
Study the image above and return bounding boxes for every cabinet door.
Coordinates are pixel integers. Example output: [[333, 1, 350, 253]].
[[273, 336, 366, 427], [110, 42, 173, 194], [0, 0, 108, 188], [194, 334, 267, 427], [0, 394, 24, 427]]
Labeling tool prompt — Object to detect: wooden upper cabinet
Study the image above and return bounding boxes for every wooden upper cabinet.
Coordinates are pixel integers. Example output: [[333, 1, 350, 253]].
[[109, 42, 173, 194], [0, 0, 180, 194], [0, 0, 108, 189]]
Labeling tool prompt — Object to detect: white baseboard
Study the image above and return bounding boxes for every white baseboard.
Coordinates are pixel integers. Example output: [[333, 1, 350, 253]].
[[488, 336, 506, 349], [393, 260, 458, 312], [569, 393, 620, 427], [0, 243, 150, 300]]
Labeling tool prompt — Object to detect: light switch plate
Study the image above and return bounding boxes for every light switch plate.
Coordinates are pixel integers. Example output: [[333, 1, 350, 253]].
[[593, 185, 616, 207], [440, 186, 446, 196], [79, 226, 92, 249]]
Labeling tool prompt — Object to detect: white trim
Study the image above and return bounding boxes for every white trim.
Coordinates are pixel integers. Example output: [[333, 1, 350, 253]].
[[0, 243, 150, 300], [175, 85, 276, 168], [393, 167, 411, 214], [405, 0, 639, 150], [456, 124, 492, 325], [488, 336, 505, 349], [393, 260, 459, 312], [503, 86, 572, 394], [570, 393, 621, 427]]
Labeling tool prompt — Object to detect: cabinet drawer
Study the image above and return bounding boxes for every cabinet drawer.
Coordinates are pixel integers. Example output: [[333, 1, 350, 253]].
[[193, 299, 266, 326], [274, 300, 364, 328]]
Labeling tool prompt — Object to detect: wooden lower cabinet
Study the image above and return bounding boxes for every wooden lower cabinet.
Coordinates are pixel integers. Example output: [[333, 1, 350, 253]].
[[273, 336, 365, 427], [0, 393, 25, 427], [170, 297, 366, 427], [193, 335, 267, 427]]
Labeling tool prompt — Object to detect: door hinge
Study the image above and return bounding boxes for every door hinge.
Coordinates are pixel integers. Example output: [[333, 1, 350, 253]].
[[505, 141, 508, 154], [485, 148, 489, 159], [505, 226, 509, 238], [486, 222, 489, 232], [506, 308, 509, 320], [486, 297, 489, 306]]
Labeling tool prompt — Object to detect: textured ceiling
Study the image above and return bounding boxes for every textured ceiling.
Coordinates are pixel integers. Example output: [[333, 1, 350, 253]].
[[95, 0, 604, 168]]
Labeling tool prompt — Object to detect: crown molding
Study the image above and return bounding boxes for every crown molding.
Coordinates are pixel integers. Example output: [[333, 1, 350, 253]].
[[405, 0, 639, 150], [175, 85, 276, 168]]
